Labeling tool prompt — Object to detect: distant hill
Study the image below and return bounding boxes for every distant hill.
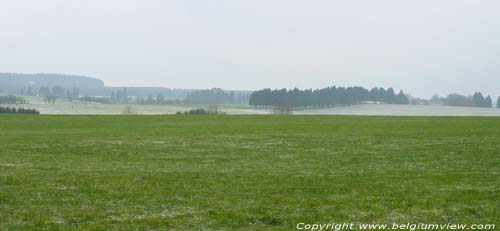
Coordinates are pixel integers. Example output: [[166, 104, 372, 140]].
[[0, 73, 188, 97], [0, 73, 192, 98], [0, 73, 105, 91], [0, 73, 250, 102]]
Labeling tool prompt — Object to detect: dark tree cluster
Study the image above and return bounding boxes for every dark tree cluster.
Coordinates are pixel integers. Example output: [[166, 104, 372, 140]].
[[176, 108, 226, 115], [0, 106, 39, 114], [497, 96, 500, 108], [440, 92, 493, 108], [249, 86, 409, 108], [0, 95, 26, 104], [472, 92, 493, 108], [185, 88, 250, 104], [176, 105, 225, 115]]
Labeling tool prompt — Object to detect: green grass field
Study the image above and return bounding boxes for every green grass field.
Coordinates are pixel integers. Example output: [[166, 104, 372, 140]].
[[1, 115, 499, 230]]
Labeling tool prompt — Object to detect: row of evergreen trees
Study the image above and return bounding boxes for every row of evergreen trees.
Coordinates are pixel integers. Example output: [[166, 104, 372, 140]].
[[0, 95, 26, 104], [249, 86, 410, 108], [431, 92, 497, 108], [0, 106, 40, 114]]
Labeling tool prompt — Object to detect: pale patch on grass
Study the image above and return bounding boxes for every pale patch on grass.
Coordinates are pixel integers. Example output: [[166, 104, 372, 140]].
[[0, 162, 34, 167]]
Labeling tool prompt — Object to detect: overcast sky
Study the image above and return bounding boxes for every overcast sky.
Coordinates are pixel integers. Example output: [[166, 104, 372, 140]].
[[1, 0, 499, 98]]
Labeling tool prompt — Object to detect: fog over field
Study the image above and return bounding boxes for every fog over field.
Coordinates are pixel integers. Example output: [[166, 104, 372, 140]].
[[1, 0, 499, 98]]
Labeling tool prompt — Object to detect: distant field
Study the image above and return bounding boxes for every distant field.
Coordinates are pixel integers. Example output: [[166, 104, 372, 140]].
[[2, 94, 500, 116], [296, 104, 500, 116], [0, 101, 269, 115], [1, 115, 499, 230], [3, 100, 500, 116]]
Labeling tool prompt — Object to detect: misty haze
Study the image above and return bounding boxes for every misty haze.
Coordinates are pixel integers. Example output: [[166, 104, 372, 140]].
[[1, 1, 499, 230]]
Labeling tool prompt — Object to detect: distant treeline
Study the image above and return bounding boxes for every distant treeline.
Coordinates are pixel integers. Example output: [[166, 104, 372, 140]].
[[84, 88, 250, 105], [0, 73, 192, 99], [0, 106, 39, 114], [2, 73, 249, 103], [14, 84, 192, 100], [250, 86, 410, 108], [39, 86, 80, 98], [424, 92, 497, 108], [184, 88, 250, 104], [130, 88, 249, 105], [7, 83, 250, 105], [0, 95, 26, 104]]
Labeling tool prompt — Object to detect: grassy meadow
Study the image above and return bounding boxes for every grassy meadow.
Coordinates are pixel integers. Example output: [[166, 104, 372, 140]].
[[0, 115, 499, 230]]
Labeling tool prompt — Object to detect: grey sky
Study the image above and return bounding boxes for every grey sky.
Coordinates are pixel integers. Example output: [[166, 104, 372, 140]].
[[1, 0, 499, 98]]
